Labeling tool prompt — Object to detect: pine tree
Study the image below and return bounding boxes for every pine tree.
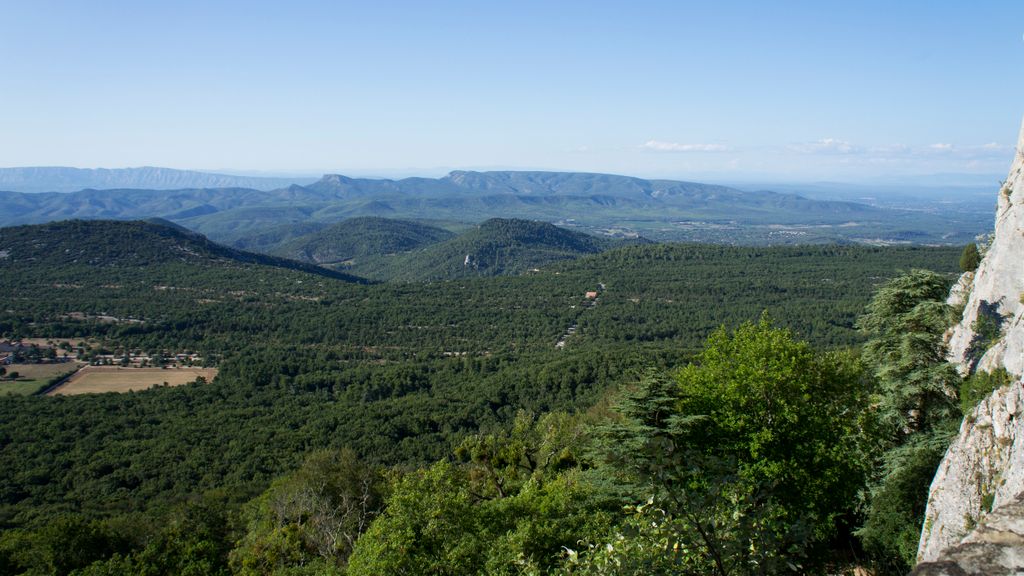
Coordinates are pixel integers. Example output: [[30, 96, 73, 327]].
[[959, 243, 980, 272]]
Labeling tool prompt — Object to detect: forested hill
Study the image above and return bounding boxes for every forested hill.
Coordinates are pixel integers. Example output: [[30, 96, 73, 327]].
[[0, 219, 366, 282], [346, 218, 630, 281], [269, 217, 456, 265]]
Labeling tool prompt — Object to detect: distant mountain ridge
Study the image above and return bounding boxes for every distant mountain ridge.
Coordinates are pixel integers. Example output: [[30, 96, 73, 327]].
[[0, 169, 988, 245], [0, 166, 315, 193]]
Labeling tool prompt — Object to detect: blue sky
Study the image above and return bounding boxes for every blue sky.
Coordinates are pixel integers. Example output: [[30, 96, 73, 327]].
[[1, 0, 1022, 181]]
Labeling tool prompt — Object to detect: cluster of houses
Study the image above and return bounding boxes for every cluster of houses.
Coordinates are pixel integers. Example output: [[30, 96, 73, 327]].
[[0, 339, 203, 368], [90, 352, 204, 368], [0, 340, 63, 365]]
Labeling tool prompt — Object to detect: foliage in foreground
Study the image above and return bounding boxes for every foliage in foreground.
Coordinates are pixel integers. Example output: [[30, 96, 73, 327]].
[[565, 318, 872, 575], [856, 270, 962, 573], [341, 319, 875, 575], [0, 304, 967, 575]]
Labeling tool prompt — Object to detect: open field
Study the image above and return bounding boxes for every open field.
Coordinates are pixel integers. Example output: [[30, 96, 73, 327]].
[[0, 362, 85, 396], [49, 366, 217, 395]]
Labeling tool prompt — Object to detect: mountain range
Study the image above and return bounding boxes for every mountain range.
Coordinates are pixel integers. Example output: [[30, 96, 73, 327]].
[[0, 169, 991, 245], [0, 166, 315, 193]]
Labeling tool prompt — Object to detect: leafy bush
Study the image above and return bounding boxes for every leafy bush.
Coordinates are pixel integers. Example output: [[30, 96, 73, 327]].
[[230, 448, 383, 574], [959, 369, 1014, 415], [971, 313, 1004, 355], [580, 318, 872, 575], [958, 243, 980, 272]]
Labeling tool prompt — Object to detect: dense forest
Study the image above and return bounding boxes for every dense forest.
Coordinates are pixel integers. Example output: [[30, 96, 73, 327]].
[[0, 219, 976, 575]]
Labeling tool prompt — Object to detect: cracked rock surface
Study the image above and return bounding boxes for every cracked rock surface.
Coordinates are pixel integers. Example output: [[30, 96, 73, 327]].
[[914, 117, 1024, 574], [947, 118, 1024, 378]]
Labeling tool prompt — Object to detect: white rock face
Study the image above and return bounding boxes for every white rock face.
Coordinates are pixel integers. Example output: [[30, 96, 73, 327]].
[[947, 118, 1024, 378], [945, 270, 974, 309], [917, 382, 1024, 562], [913, 492, 1024, 575], [916, 117, 1024, 571]]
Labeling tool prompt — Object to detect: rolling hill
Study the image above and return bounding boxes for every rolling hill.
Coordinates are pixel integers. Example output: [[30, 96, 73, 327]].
[[0, 219, 366, 283], [346, 218, 630, 281], [269, 217, 456, 265]]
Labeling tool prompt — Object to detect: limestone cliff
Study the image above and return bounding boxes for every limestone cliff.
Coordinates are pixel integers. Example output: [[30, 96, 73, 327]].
[[916, 382, 1024, 564], [912, 491, 1024, 575], [947, 117, 1024, 377], [915, 118, 1024, 572]]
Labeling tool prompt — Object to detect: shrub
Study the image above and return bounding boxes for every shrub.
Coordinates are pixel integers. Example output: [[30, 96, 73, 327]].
[[959, 368, 1014, 415], [958, 243, 980, 272]]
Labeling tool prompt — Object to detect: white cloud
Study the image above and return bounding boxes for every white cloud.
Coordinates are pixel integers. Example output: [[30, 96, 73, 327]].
[[920, 142, 1014, 158], [642, 140, 729, 153], [868, 144, 911, 155], [789, 138, 860, 154]]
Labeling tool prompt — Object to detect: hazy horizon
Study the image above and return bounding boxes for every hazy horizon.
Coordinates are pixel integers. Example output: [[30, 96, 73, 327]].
[[0, 164, 1006, 189]]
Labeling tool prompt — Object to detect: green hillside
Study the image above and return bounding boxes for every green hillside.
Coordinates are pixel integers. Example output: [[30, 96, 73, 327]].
[[224, 221, 330, 252], [347, 218, 622, 281], [0, 219, 366, 282], [270, 217, 455, 265]]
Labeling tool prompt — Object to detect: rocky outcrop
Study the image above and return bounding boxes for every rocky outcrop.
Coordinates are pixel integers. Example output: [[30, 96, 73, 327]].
[[912, 492, 1024, 575], [917, 382, 1024, 562], [914, 117, 1024, 573], [947, 117, 1024, 378], [946, 271, 975, 310]]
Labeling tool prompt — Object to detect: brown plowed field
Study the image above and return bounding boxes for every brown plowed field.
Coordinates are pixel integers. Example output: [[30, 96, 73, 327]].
[[48, 366, 217, 395]]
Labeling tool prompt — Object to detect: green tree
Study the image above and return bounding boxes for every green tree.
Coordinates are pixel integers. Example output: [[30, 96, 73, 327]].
[[959, 243, 980, 272], [0, 515, 129, 576], [346, 462, 481, 576], [857, 269, 960, 437], [580, 317, 872, 575], [131, 498, 233, 576], [856, 270, 962, 573], [453, 410, 585, 500], [230, 448, 382, 575], [348, 413, 615, 575]]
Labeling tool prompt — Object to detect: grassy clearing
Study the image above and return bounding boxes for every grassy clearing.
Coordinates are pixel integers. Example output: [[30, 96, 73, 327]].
[[0, 362, 84, 396], [49, 366, 217, 395]]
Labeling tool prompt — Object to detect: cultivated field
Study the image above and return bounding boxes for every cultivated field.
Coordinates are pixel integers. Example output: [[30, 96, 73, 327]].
[[49, 366, 217, 395], [0, 362, 84, 396]]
